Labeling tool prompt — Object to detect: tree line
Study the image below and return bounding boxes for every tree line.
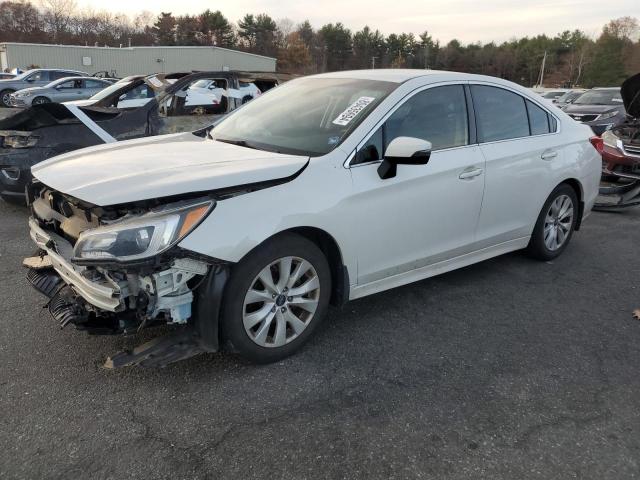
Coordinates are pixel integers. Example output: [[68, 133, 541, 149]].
[[1, 0, 638, 87]]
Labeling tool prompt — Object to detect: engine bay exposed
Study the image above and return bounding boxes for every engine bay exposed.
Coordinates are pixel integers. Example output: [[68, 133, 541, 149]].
[[26, 182, 213, 335]]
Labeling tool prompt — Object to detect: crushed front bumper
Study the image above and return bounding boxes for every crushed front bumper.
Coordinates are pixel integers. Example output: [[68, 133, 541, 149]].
[[29, 218, 124, 311]]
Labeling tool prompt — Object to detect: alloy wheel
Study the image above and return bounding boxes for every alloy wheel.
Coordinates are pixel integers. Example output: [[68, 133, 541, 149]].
[[242, 256, 320, 348], [543, 194, 574, 251]]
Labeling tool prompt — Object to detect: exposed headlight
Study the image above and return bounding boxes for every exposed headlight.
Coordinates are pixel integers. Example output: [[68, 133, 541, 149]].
[[73, 200, 214, 263], [598, 111, 618, 121], [601, 129, 619, 149], [2, 133, 39, 148]]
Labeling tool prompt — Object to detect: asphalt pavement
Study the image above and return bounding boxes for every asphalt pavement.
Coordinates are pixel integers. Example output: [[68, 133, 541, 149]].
[[1, 198, 640, 479]]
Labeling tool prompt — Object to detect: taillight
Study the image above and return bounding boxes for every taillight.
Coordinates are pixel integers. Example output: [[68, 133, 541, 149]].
[[589, 136, 603, 154]]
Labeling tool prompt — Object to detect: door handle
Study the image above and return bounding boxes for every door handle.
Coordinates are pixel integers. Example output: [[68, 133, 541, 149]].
[[541, 150, 558, 160], [458, 168, 483, 180]]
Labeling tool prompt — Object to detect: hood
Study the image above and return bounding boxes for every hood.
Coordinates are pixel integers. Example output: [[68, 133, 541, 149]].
[[621, 73, 640, 119], [563, 104, 620, 115], [31, 132, 309, 206]]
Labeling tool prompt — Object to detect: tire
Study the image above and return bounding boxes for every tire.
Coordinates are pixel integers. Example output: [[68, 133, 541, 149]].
[[526, 184, 578, 261], [241, 95, 253, 104], [0, 89, 15, 108], [32, 96, 50, 105], [220, 233, 331, 363]]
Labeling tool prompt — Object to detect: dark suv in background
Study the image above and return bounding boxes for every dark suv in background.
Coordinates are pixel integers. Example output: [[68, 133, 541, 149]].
[[563, 87, 626, 135], [0, 69, 88, 107]]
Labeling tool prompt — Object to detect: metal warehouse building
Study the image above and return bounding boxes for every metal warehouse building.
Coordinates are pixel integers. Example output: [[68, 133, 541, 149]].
[[0, 43, 276, 76]]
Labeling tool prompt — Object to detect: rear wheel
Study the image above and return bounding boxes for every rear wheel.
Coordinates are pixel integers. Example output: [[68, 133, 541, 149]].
[[220, 233, 331, 363], [526, 184, 578, 261], [0, 89, 15, 107], [32, 96, 50, 105]]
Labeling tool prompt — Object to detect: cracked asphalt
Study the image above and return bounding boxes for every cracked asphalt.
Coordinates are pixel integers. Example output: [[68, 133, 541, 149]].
[[1, 197, 640, 479]]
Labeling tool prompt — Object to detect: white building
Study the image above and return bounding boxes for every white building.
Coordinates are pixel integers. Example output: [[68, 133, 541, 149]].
[[0, 43, 277, 76]]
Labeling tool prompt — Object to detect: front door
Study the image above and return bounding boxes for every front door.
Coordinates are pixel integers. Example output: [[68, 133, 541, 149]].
[[348, 84, 486, 285]]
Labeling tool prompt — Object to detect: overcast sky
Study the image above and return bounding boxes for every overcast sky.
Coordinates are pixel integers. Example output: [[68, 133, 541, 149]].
[[75, 0, 637, 43]]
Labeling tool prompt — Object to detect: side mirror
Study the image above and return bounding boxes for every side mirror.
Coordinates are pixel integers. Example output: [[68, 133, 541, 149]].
[[377, 137, 432, 179], [26, 77, 35, 82]]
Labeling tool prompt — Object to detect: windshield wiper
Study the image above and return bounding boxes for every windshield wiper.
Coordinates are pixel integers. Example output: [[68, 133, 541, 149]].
[[215, 138, 259, 150]]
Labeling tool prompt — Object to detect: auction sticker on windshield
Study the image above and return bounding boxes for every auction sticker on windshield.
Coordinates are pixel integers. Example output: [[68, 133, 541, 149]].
[[333, 96, 376, 126]]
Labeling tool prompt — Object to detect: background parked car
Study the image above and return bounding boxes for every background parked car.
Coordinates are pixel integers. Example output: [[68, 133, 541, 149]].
[[9, 77, 114, 107], [563, 87, 626, 135], [539, 89, 570, 101], [0, 68, 88, 107], [0, 70, 289, 202], [554, 89, 588, 109], [64, 75, 148, 107]]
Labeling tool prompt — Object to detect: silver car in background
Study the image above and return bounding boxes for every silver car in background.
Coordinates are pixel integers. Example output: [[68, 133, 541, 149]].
[[9, 77, 114, 107], [0, 68, 88, 107]]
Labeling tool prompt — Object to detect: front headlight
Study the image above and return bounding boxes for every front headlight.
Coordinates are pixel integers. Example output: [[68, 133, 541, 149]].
[[598, 110, 618, 121], [601, 129, 619, 149], [73, 200, 214, 263]]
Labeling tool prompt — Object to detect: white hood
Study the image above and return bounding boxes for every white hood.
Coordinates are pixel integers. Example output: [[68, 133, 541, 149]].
[[32, 132, 309, 206]]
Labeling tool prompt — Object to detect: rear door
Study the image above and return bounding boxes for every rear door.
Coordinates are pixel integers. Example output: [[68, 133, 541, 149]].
[[470, 84, 562, 248]]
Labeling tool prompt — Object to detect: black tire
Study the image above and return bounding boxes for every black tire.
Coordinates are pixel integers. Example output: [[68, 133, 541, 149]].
[[0, 89, 15, 107], [241, 95, 253, 104], [526, 184, 578, 261], [220, 233, 331, 363], [32, 96, 50, 105]]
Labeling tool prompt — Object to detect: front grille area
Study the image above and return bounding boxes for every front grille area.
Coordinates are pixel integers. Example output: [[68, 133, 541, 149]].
[[624, 144, 640, 156]]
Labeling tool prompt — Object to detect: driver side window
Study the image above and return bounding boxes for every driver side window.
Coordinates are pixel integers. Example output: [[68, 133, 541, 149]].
[[354, 85, 469, 165]]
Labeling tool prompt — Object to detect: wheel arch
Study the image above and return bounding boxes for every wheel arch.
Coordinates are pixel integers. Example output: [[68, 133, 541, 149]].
[[558, 178, 584, 230], [279, 226, 349, 307]]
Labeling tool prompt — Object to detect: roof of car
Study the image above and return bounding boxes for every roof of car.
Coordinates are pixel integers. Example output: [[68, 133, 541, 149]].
[[311, 69, 525, 86]]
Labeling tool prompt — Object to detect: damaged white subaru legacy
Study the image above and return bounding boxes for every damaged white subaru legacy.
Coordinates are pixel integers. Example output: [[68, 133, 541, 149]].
[[25, 70, 601, 366]]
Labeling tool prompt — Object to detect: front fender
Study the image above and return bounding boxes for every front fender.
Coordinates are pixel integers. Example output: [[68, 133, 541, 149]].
[[178, 151, 356, 284]]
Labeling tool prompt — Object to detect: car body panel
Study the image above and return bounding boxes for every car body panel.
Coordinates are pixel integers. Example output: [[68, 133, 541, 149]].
[[32, 132, 309, 205]]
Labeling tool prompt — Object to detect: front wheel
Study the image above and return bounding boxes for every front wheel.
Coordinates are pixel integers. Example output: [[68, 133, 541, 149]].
[[220, 233, 331, 363], [526, 184, 578, 261], [32, 96, 50, 105], [0, 89, 15, 107]]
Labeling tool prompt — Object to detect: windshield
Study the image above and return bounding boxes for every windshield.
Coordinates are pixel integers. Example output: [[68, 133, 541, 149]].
[[557, 91, 584, 103], [211, 77, 396, 156], [573, 89, 623, 106]]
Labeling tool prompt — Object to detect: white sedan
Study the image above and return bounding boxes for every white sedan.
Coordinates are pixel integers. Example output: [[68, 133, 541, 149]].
[[26, 69, 601, 365]]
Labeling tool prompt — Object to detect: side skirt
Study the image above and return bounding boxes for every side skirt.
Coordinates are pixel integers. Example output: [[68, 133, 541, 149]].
[[349, 237, 530, 300]]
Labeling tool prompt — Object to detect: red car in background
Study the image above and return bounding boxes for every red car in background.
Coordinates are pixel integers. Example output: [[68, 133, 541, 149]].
[[594, 73, 640, 179]]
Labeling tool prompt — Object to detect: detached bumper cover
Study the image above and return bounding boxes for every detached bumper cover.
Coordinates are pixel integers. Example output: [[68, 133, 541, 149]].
[[28, 218, 123, 311]]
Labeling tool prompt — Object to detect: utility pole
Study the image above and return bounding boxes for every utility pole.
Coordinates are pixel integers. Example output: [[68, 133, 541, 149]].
[[371, 56, 376, 69]]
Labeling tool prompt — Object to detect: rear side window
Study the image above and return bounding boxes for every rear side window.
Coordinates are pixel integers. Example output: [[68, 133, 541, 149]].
[[27, 70, 49, 82], [526, 100, 550, 135], [471, 85, 529, 142]]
